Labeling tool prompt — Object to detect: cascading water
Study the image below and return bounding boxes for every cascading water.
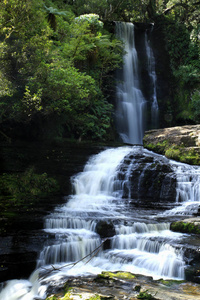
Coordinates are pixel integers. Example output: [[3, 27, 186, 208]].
[[1, 22, 200, 300], [115, 22, 146, 145], [2, 146, 200, 300]]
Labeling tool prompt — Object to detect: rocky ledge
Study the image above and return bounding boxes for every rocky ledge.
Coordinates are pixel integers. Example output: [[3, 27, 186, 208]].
[[171, 217, 200, 234], [143, 125, 200, 165], [45, 271, 200, 300]]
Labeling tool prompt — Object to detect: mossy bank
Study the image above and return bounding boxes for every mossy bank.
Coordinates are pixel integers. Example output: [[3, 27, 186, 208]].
[[143, 125, 200, 165]]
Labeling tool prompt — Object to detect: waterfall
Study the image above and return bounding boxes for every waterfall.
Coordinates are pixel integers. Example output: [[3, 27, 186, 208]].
[[1, 23, 200, 300], [115, 23, 159, 144], [161, 161, 200, 216], [115, 22, 146, 145], [2, 147, 198, 300], [36, 147, 187, 283]]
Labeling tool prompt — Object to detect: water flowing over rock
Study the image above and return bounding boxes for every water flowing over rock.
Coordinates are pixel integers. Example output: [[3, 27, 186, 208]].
[[1, 21, 200, 300], [116, 148, 176, 207], [2, 145, 200, 300]]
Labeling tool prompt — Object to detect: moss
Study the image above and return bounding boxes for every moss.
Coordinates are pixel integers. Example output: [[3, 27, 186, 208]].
[[97, 271, 135, 280], [179, 148, 200, 165], [144, 140, 169, 154], [144, 138, 200, 165], [165, 148, 181, 160], [137, 290, 157, 299], [170, 221, 200, 234], [158, 279, 185, 286], [46, 291, 72, 300]]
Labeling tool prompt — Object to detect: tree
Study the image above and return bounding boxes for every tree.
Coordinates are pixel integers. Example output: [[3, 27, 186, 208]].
[[0, 1, 123, 141]]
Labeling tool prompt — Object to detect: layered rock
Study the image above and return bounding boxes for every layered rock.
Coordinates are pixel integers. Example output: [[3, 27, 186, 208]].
[[143, 125, 200, 165], [116, 148, 176, 209]]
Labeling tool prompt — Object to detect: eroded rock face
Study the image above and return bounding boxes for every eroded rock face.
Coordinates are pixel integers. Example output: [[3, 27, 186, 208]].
[[116, 149, 176, 208], [143, 125, 200, 165]]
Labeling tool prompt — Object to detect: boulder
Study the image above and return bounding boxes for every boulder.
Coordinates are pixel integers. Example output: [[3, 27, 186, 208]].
[[95, 220, 116, 249], [117, 149, 177, 208]]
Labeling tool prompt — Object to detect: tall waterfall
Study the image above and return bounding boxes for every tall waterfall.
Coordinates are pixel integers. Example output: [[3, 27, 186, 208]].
[[115, 23, 146, 145]]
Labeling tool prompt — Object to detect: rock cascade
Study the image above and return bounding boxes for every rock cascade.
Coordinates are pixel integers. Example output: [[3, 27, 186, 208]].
[[116, 149, 176, 209]]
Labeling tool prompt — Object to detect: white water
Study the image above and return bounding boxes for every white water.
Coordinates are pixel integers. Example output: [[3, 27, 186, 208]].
[[2, 146, 200, 300], [115, 22, 146, 145], [1, 22, 200, 300], [160, 160, 200, 217]]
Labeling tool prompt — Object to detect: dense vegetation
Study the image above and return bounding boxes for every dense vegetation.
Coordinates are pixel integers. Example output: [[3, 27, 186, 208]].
[[0, 0, 199, 141], [0, 167, 59, 219]]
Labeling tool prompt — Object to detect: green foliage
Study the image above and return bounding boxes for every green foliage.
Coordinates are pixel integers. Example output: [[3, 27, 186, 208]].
[[0, 0, 199, 141], [75, 13, 103, 32], [164, 22, 190, 70], [0, 1, 123, 141], [163, 18, 200, 124], [191, 90, 200, 122], [0, 167, 59, 212]]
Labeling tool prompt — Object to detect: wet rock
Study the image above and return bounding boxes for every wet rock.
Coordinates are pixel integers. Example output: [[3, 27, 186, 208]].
[[117, 150, 176, 207], [95, 221, 116, 249], [45, 272, 200, 300]]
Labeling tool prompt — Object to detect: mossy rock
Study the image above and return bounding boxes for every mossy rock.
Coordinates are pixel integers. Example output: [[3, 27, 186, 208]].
[[170, 221, 200, 234], [137, 290, 158, 299], [158, 279, 185, 286], [96, 271, 135, 281], [143, 126, 200, 165]]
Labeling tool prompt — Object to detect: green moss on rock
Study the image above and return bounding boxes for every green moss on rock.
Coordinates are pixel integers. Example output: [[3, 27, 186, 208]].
[[97, 271, 135, 280], [170, 221, 200, 234], [143, 126, 200, 165], [158, 279, 185, 286]]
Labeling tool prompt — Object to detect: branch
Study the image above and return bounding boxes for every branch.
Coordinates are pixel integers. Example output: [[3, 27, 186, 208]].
[[40, 238, 108, 279], [163, 2, 200, 15], [163, 3, 188, 15], [105, 0, 126, 19]]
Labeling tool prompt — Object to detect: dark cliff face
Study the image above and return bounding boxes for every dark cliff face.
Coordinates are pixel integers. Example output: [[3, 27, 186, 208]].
[[134, 22, 172, 130], [116, 149, 177, 209]]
